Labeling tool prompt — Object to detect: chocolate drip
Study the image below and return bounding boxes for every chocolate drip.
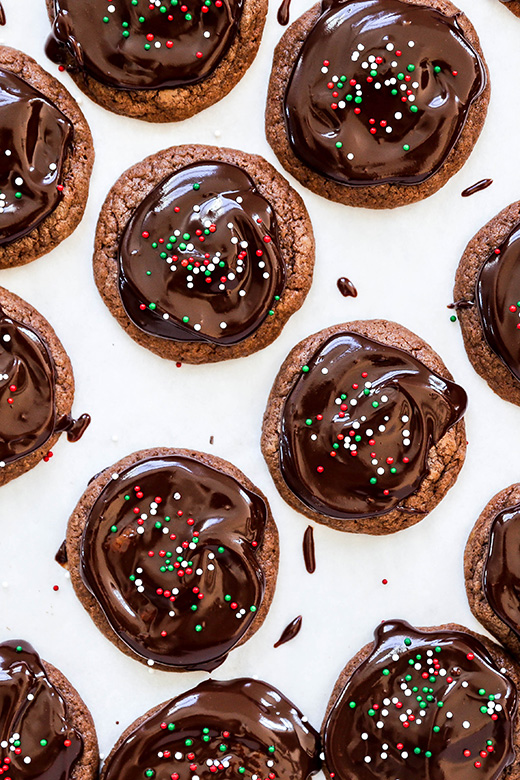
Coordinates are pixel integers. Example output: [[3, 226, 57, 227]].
[[103, 678, 321, 780], [118, 162, 285, 345], [80, 455, 269, 670], [277, 0, 292, 25], [0, 640, 83, 780], [0, 4, 6, 26], [337, 278, 358, 298], [274, 615, 302, 647], [46, 0, 244, 90], [279, 331, 466, 520], [55, 540, 68, 567], [0, 68, 72, 245], [462, 178, 493, 197], [477, 221, 520, 381], [55, 413, 91, 442], [284, 0, 486, 187], [324, 620, 517, 780], [303, 525, 316, 573], [484, 503, 520, 638]]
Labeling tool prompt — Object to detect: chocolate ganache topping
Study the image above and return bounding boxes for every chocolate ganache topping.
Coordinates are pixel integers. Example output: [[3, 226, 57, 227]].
[[279, 332, 467, 519], [476, 221, 520, 382], [102, 678, 321, 780], [0, 306, 89, 467], [80, 455, 269, 670], [0, 640, 83, 780], [283, 0, 486, 187], [118, 162, 285, 345], [0, 68, 72, 245], [483, 502, 520, 638], [324, 620, 517, 780], [46, 0, 243, 90]]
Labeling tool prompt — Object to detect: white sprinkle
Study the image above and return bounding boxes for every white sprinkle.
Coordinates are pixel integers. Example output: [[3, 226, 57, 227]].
[[220, 322, 227, 329], [111, 472, 118, 480], [321, 368, 328, 374], [364, 757, 371, 764], [24, 758, 31, 765], [463, 721, 470, 729], [4, 150, 11, 156], [361, 733, 368, 741], [147, 659, 154, 666], [2, 334, 11, 342], [408, 40, 415, 47]]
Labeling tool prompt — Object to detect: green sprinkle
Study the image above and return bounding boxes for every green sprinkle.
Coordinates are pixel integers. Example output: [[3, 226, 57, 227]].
[[15, 646, 22, 653], [335, 141, 343, 149], [195, 624, 202, 632], [218, 546, 225, 554], [183, 316, 190, 323], [368, 708, 375, 717], [407, 64, 415, 72], [149, 303, 156, 311], [404, 638, 412, 646], [349, 701, 356, 709], [425, 751, 432, 758], [40, 740, 48, 747], [372, 401, 379, 408], [437, 702, 444, 708], [122, 30, 130, 37], [250, 605, 257, 612], [450, 315, 457, 322], [168, 724, 175, 731], [103, 16, 109, 23], [410, 105, 418, 113], [268, 747, 275, 754], [145, 771, 154, 778], [185, 739, 193, 747], [370, 477, 377, 485], [225, 595, 231, 602], [434, 65, 441, 73], [403, 144, 410, 151], [479, 689, 487, 696], [239, 769, 246, 775], [433, 726, 440, 733], [305, 418, 313, 426], [414, 748, 421, 755], [382, 669, 390, 676], [302, 365, 310, 373], [14, 192, 22, 199], [110, 525, 118, 533]]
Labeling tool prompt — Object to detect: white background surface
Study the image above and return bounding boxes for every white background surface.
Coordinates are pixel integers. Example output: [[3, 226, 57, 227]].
[[1, 0, 520, 764]]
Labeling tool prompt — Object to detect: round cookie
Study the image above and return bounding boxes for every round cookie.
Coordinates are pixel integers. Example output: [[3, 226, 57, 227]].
[[454, 200, 520, 406], [266, 0, 490, 209], [0, 639, 99, 780], [500, 1, 520, 18], [45, 0, 267, 122], [93, 144, 314, 364], [63, 447, 279, 672], [321, 619, 520, 780], [0, 46, 93, 268], [465, 484, 520, 659], [261, 320, 467, 535], [0, 286, 90, 487], [101, 678, 321, 780]]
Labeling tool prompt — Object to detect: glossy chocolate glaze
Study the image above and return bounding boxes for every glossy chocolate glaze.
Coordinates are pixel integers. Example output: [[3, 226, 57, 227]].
[[0, 68, 72, 246], [324, 620, 517, 780], [0, 306, 90, 467], [80, 455, 269, 670], [484, 503, 520, 638], [284, 0, 486, 186], [118, 161, 285, 345], [0, 640, 83, 780], [477, 222, 520, 382], [279, 331, 466, 520], [102, 678, 321, 780], [46, 0, 243, 90]]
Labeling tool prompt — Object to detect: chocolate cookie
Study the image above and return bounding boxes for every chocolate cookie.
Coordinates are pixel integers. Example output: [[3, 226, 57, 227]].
[[0, 639, 99, 780], [93, 145, 314, 363], [499, 1, 520, 17], [321, 619, 520, 780], [0, 46, 93, 268], [45, 0, 267, 122], [454, 200, 520, 406], [465, 484, 520, 660], [63, 447, 279, 672], [101, 678, 321, 780], [0, 286, 90, 487], [261, 320, 467, 535], [266, 0, 490, 209]]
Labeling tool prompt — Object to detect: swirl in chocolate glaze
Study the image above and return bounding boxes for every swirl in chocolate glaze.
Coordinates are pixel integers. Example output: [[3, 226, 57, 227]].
[[0, 640, 83, 780], [279, 331, 466, 519], [46, 0, 243, 90], [324, 620, 517, 780], [477, 222, 520, 382], [118, 162, 284, 345], [0, 306, 90, 468], [0, 68, 72, 245], [284, 0, 486, 187], [80, 455, 269, 670], [103, 678, 321, 780], [484, 503, 520, 638]]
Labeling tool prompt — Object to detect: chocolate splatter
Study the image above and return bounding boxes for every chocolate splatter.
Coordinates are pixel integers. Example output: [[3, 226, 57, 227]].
[[303, 525, 316, 573], [277, 0, 292, 25], [337, 277, 358, 298], [274, 616, 302, 648], [448, 300, 475, 310], [0, 4, 5, 25], [461, 178, 493, 197], [55, 540, 68, 568], [209, 435, 214, 445]]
